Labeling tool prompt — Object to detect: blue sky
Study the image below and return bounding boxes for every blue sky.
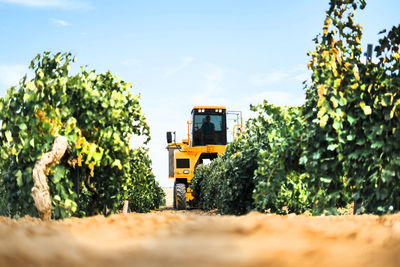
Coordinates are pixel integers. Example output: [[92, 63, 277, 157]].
[[0, 0, 399, 187]]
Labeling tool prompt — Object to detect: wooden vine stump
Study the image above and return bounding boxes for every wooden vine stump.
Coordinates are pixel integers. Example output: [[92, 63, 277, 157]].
[[123, 200, 129, 215], [31, 136, 69, 220]]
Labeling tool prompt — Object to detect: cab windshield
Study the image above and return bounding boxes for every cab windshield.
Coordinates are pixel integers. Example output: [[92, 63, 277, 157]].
[[191, 110, 226, 146]]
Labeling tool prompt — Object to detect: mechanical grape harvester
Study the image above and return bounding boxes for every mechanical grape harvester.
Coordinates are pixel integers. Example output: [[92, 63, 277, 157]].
[[166, 106, 242, 209]]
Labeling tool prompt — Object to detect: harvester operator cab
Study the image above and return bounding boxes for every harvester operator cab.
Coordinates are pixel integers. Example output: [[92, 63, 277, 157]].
[[191, 107, 227, 146]]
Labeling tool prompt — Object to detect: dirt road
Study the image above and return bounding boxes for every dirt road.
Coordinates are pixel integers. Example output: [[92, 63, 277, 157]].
[[1, 189, 400, 267]]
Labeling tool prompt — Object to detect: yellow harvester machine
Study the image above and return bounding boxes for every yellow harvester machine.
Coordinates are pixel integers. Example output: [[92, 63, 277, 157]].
[[166, 106, 242, 209]]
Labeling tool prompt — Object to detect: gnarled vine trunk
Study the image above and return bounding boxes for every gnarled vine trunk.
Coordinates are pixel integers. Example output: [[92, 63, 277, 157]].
[[31, 136, 69, 220], [84, 174, 100, 215]]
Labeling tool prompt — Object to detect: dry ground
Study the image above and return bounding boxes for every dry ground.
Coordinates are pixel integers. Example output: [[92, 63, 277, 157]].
[[1, 188, 400, 267]]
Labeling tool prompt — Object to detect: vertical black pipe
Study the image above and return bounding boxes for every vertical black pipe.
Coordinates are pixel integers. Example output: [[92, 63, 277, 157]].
[[366, 44, 373, 63]]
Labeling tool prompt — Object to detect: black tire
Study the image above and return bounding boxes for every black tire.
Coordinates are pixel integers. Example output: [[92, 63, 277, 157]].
[[173, 182, 177, 209], [175, 183, 186, 210]]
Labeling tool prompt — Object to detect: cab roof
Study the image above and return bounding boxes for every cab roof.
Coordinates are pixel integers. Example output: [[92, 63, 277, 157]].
[[192, 106, 226, 110]]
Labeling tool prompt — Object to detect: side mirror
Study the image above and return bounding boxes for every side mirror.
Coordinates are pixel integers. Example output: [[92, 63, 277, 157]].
[[166, 132, 173, 143]]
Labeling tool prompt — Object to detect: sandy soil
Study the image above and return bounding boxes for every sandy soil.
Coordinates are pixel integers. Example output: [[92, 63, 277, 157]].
[[1, 189, 400, 267], [164, 187, 173, 207]]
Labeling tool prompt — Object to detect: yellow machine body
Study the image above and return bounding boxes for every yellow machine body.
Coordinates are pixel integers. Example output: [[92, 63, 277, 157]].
[[168, 143, 226, 202]]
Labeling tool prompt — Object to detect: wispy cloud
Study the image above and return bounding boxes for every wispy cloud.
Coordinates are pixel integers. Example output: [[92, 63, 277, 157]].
[[250, 71, 290, 86], [164, 56, 195, 78], [250, 65, 311, 87], [122, 58, 141, 67], [188, 62, 226, 106], [51, 18, 69, 26], [0, 0, 92, 9], [203, 63, 224, 95]]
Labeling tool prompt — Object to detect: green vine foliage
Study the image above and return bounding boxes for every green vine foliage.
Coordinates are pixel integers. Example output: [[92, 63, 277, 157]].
[[0, 52, 164, 219], [303, 0, 400, 214], [192, 102, 306, 215], [191, 136, 257, 215], [0, 177, 10, 216], [191, 161, 225, 212], [193, 0, 400, 216], [252, 103, 309, 214]]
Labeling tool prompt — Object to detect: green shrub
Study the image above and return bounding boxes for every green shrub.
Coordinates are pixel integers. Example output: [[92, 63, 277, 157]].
[[0, 52, 164, 218]]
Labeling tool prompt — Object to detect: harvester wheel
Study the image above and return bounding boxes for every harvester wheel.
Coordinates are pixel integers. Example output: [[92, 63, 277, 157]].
[[175, 183, 186, 210]]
